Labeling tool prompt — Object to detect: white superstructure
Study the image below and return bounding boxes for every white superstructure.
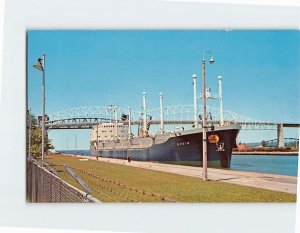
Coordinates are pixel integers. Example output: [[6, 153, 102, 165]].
[[90, 122, 129, 143]]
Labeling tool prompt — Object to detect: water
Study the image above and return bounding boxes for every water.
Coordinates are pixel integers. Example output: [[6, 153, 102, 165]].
[[231, 155, 298, 177], [58, 150, 298, 177], [59, 150, 91, 156]]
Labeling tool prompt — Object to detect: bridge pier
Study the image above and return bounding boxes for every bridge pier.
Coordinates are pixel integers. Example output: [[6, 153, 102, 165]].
[[277, 123, 284, 148]]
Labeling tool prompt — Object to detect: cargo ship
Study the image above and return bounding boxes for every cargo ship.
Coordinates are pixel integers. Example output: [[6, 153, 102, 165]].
[[90, 121, 240, 168], [90, 76, 240, 168]]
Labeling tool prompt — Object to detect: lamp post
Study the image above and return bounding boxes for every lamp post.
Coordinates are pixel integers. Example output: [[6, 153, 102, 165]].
[[202, 50, 214, 181], [33, 54, 45, 160]]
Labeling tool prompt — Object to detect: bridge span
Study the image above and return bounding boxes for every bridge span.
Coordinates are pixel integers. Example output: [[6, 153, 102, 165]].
[[45, 117, 299, 148], [45, 117, 299, 131], [43, 105, 299, 148]]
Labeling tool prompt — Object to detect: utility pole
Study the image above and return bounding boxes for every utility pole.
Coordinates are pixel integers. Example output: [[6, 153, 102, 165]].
[[33, 54, 46, 160], [202, 59, 207, 181], [202, 51, 214, 181], [41, 54, 45, 160]]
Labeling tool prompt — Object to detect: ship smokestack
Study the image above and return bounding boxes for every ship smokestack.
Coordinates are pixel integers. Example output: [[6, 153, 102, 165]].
[[218, 75, 224, 126], [193, 74, 198, 128], [159, 92, 164, 133], [143, 92, 147, 137]]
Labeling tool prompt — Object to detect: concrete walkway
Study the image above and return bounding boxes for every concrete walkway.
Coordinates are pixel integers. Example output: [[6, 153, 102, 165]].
[[66, 154, 297, 194]]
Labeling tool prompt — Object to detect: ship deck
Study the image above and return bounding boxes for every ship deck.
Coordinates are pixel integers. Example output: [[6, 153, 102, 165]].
[[65, 154, 297, 194]]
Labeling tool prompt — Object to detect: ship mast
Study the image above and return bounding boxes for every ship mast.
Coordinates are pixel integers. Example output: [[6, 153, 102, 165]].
[[218, 75, 224, 126], [96, 123, 98, 149], [114, 106, 118, 139], [143, 92, 147, 137], [159, 92, 164, 134], [128, 106, 131, 138], [193, 74, 198, 128]]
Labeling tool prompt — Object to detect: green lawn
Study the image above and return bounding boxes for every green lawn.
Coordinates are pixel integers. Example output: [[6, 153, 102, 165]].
[[44, 154, 297, 203]]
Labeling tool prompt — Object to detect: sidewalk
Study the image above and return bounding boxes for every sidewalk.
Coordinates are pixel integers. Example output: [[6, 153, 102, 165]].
[[66, 154, 297, 194]]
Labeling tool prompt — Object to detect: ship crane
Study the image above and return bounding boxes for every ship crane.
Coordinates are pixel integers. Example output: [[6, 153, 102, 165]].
[[138, 114, 152, 137]]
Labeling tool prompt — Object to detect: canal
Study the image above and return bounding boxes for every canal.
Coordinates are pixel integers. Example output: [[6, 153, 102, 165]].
[[58, 150, 298, 177]]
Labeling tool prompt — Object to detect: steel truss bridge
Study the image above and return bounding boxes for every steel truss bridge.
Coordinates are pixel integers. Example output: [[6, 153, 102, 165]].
[[265, 138, 299, 147], [45, 105, 300, 130]]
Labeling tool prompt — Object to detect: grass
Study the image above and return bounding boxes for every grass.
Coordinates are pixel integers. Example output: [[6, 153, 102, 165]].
[[44, 154, 297, 203]]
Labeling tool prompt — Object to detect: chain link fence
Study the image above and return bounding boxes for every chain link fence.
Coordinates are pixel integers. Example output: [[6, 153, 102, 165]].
[[26, 158, 100, 203]]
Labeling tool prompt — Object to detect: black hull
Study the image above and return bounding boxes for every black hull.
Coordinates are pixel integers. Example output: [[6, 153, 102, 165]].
[[91, 127, 240, 168]]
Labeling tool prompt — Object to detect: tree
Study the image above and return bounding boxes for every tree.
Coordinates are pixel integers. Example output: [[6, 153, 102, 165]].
[[261, 140, 267, 147], [27, 112, 54, 158]]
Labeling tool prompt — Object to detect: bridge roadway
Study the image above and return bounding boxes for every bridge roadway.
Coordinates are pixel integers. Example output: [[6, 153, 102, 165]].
[[45, 118, 299, 147], [45, 118, 300, 130], [64, 153, 297, 194]]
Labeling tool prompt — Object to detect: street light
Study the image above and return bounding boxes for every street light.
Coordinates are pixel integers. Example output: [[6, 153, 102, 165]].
[[33, 54, 46, 160], [202, 50, 214, 181]]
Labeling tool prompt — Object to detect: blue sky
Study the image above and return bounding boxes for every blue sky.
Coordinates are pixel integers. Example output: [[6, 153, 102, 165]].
[[27, 30, 300, 149]]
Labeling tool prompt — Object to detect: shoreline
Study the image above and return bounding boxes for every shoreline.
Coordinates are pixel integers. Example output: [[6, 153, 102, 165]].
[[233, 151, 298, 156], [56, 153, 297, 195], [59, 150, 299, 156]]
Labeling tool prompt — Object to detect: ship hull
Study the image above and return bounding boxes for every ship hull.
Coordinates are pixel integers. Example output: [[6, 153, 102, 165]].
[[90, 125, 240, 168]]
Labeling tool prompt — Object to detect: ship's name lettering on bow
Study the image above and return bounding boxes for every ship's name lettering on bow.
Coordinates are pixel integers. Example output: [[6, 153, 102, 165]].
[[177, 142, 190, 146]]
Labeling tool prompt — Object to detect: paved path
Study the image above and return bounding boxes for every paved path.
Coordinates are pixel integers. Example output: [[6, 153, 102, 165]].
[[65, 154, 297, 194]]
